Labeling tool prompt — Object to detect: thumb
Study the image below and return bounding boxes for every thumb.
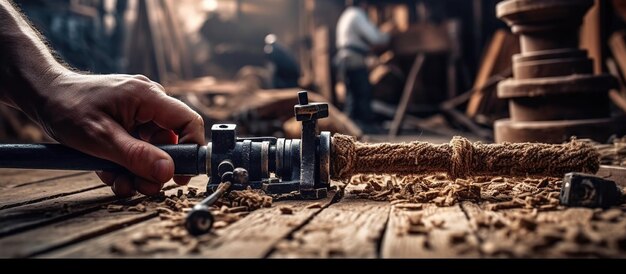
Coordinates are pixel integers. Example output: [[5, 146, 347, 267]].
[[105, 122, 174, 183]]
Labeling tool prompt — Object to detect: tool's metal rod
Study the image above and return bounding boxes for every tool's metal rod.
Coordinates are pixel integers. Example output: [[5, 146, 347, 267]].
[[185, 181, 232, 235], [198, 181, 231, 207], [0, 143, 207, 175]]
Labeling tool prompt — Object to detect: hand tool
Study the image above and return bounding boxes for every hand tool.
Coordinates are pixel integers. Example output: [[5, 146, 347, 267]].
[[560, 172, 623, 208], [185, 166, 248, 235], [0, 90, 332, 199]]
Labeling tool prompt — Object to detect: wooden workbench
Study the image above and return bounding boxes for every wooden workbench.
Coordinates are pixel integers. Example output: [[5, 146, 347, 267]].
[[1, 166, 625, 258]]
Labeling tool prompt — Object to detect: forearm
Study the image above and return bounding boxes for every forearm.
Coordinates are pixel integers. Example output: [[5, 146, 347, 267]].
[[0, 0, 71, 118]]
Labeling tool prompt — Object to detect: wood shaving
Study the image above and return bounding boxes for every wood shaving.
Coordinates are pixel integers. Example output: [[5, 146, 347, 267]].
[[305, 203, 322, 209], [128, 204, 146, 213], [394, 203, 423, 210], [431, 219, 446, 229], [106, 205, 124, 212], [350, 174, 565, 211], [279, 206, 294, 215]]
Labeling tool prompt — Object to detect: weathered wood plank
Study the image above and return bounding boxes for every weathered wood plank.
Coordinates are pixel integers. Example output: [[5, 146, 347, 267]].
[[0, 173, 105, 210], [597, 165, 626, 187], [466, 30, 519, 119], [197, 192, 338, 258], [42, 217, 163, 258], [0, 173, 106, 210], [0, 176, 207, 237], [1, 176, 208, 258], [0, 169, 87, 189], [46, 190, 337, 258], [0, 187, 115, 237], [0, 210, 155, 258], [271, 185, 389, 258], [381, 204, 479, 258], [461, 201, 626, 258]]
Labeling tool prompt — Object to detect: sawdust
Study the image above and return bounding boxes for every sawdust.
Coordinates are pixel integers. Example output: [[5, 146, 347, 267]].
[[348, 174, 563, 210], [346, 173, 626, 258], [331, 134, 599, 179], [106, 186, 273, 256], [471, 208, 626, 258]]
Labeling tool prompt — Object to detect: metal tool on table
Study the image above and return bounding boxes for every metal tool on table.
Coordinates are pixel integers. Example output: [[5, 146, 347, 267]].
[[185, 166, 248, 235], [560, 172, 623, 208], [0, 90, 331, 234], [0, 89, 612, 234], [0, 90, 330, 197]]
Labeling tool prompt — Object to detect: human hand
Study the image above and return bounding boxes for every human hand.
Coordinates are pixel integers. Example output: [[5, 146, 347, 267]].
[[32, 71, 205, 197]]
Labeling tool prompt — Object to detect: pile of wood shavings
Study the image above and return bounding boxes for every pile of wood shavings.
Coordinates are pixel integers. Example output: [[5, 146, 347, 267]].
[[349, 174, 563, 210], [350, 174, 626, 257], [107, 187, 272, 256], [470, 207, 626, 258]]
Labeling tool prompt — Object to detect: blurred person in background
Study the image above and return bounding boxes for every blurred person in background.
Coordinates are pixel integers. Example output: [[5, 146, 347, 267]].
[[334, 0, 391, 131]]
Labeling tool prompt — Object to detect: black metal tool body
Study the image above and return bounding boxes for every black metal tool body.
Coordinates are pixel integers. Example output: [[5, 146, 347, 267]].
[[206, 91, 330, 199], [560, 172, 623, 208], [0, 143, 207, 176], [0, 91, 331, 199]]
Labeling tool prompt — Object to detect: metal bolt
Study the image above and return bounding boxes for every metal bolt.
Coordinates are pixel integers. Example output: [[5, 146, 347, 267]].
[[218, 160, 234, 177], [185, 180, 232, 236], [298, 90, 309, 105], [233, 167, 249, 185]]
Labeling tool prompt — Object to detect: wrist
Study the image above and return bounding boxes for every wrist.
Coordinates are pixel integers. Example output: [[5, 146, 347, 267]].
[[8, 61, 74, 123]]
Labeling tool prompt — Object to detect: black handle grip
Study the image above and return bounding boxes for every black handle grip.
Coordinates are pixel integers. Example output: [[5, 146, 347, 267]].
[[0, 143, 207, 175]]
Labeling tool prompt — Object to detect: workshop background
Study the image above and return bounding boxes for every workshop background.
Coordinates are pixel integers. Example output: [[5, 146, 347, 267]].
[[1, 0, 626, 259], [1, 0, 625, 146]]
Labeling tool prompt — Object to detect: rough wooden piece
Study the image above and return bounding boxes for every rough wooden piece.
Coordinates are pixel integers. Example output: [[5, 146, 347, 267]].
[[331, 134, 599, 180], [494, 117, 626, 144], [381, 204, 479, 258], [467, 30, 519, 118], [580, 0, 604, 74], [271, 186, 389, 258], [609, 31, 626, 84], [388, 53, 425, 137]]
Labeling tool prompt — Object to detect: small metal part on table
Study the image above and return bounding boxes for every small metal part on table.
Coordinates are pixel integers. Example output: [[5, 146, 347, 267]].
[[560, 172, 623, 208]]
